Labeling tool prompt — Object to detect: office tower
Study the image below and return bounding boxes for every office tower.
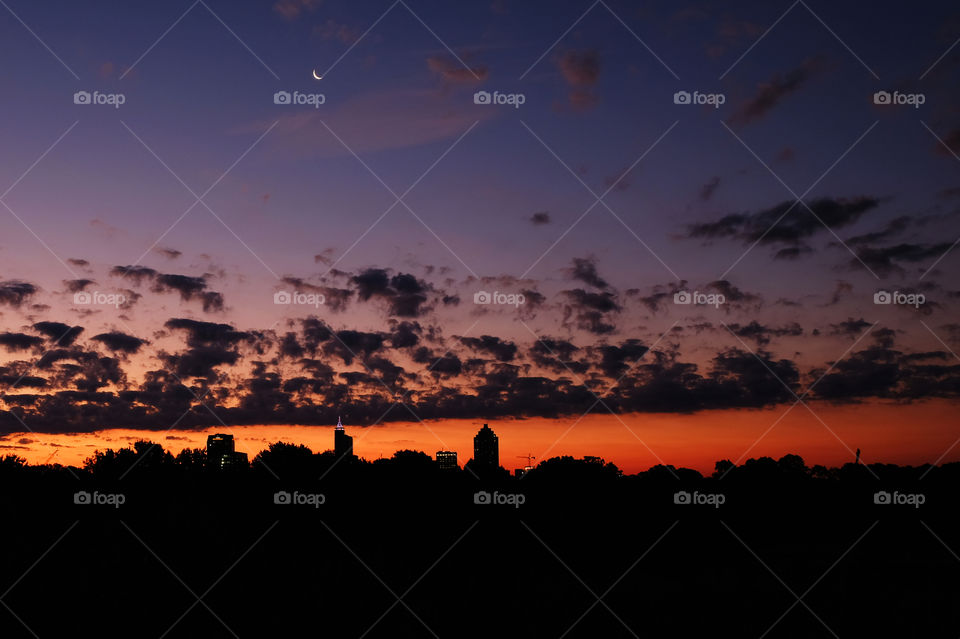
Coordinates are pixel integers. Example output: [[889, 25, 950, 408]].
[[206, 433, 248, 470], [436, 450, 458, 470], [334, 416, 354, 458], [473, 424, 499, 469]]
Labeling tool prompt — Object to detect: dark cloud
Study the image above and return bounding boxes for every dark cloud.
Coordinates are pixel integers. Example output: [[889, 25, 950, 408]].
[[530, 211, 551, 225], [773, 245, 814, 260], [830, 318, 873, 339], [91, 331, 147, 354], [164, 318, 250, 348], [0, 280, 37, 307], [687, 196, 880, 246], [110, 265, 158, 284], [460, 335, 518, 362], [350, 268, 431, 317], [63, 279, 95, 293], [848, 242, 953, 277], [0, 332, 44, 351], [727, 57, 825, 127], [568, 257, 609, 290], [32, 322, 84, 347], [598, 340, 648, 378], [156, 248, 182, 259], [727, 321, 803, 346], [699, 176, 721, 201], [563, 289, 621, 335]]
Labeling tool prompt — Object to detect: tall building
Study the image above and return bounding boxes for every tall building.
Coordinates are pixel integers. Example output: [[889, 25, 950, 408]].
[[436, 450, 458, 470], [334, 416, 353, 458], [206, 433, 248, 470], [473, 424, 499, 469]]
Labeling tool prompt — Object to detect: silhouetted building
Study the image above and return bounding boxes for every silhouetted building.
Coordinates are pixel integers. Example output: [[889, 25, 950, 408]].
[[473, 424, 499, 469], [206, 433, 248, 470], [436, 450, 458, 470], [334, 416, 353, 458]]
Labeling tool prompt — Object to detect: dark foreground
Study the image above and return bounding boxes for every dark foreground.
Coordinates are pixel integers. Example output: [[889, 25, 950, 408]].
[[1, 453, 958, 638]]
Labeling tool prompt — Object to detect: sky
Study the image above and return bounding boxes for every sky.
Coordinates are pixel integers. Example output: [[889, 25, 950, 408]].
[[1, 0, 959, 473]]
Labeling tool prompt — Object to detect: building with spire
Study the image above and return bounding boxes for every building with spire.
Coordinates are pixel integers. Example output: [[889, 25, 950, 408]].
[[334, 416, 353, 458], [473, 424, 499, 470]]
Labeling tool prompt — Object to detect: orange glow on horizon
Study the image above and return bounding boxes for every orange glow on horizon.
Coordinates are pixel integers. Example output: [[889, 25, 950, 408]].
[[3, 399, 958, 474]]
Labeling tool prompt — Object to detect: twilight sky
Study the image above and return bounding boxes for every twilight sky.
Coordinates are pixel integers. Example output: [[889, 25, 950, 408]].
[[1, 0, 960, 472]]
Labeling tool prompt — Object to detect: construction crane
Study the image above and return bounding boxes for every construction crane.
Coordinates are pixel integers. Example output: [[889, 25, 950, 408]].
[[517, 453, 536, 468]]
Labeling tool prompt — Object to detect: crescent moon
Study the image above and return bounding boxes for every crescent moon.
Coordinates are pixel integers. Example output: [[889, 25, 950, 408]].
[[312, 69, 323, 80]]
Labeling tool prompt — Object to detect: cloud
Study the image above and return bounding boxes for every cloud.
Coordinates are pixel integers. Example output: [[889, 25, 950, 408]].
[[111, 267, 223, 312], [459, 335, 518, 362], [63, 279, 95, 293], [567, 257, 609, 290], [350, 268, 431, 317], [313, 19, 361, 44], [273, 0, 321, 20], [0, 332, 44, 351], [156, 247, 182, 260], [557, 49, 600, 110], [727, 321, 803, 346], [530, 211, 551, 225], [427, 55, 488, 84], [848, 242, 953, 277], [727, 58, 825, 127], [686, 196, 880, 246], [0, 280, 37, 307], [32, 322, 84, 347], [91, 331, 147, 354], [563, 289, 621, 335], [699, 176, 721, 201], [248, 88, 497, 159]]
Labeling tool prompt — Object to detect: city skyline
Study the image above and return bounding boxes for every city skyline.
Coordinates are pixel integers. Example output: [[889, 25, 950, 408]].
[[1, 0, 960, 477]]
